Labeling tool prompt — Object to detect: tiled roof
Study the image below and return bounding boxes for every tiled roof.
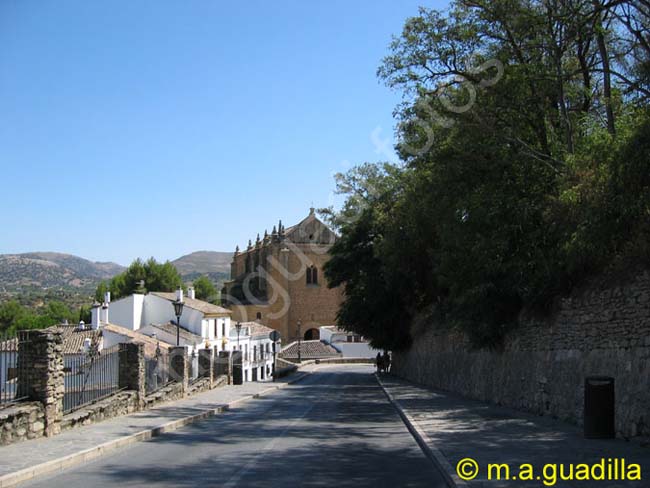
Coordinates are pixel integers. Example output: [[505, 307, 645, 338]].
[[150, 292, 231, 316], [53, 325, 102, 355], [149, 322, 204, 345], [1, 327, 101, 355], [241, 321, 275, 340], [102, 324, 172, 358], [279, 340, 340, 359]]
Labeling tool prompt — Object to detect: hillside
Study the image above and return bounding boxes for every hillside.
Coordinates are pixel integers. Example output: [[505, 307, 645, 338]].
[[171, 251, 232, 278], [0, 252, 124, 291], [0, 250, 233, 310]]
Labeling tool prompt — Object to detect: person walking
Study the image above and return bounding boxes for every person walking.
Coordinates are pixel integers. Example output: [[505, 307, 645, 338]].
[[382, 351, 391, 373]]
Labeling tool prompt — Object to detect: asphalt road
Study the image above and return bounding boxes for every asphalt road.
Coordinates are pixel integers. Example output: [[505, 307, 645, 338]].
[[24, 365, 446, 488]]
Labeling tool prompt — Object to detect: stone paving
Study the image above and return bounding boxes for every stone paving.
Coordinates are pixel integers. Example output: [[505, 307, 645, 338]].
[[380, 374, 649, 488], [0, 369, 314, 481]]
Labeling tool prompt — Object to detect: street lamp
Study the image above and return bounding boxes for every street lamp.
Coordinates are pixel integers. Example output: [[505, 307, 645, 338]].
[[235, 321, 242, 350], [296, 319, 302, 363], [172, 289, 185, 346]]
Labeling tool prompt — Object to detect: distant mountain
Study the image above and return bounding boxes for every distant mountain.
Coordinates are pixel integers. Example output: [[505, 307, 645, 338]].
[[0, 252, 125, 291], [171, 251, 232, 278], [0, 250, 234, 302]]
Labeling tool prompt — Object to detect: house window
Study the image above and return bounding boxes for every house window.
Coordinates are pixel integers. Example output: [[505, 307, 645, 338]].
[[222, 321, 226, 336], [256, 312, 262, 320], [306, 265, 318, 285]]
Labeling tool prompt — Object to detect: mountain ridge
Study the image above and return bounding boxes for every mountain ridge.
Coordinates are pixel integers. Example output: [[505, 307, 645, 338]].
[[0, 250, 233, 294]]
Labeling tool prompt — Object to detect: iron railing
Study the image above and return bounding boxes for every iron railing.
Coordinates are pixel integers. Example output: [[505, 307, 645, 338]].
[[189, 351, 201, 384], [0, 332, 29, 407], [63, 344, 121, 414], [145, 348, 171, 394]]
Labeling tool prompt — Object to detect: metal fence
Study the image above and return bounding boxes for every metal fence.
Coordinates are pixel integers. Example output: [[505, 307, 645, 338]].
[[63, 344, 121, 414], [145, 348, 171, 394], [0, 332, 29, 407], [189, 350, 200, 384]]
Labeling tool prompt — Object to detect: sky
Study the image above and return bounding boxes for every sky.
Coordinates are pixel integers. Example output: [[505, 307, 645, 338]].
[[0, 0, 446, 265]]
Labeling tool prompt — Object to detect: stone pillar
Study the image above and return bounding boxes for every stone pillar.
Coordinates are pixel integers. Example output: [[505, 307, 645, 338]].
[[118, 342, 145, 406], [232, 350, 244, 385], [17, 329, 64, 437], [215, 350, 232, 384], [198, 348, 214, 386], [170, 346, 189, 394]]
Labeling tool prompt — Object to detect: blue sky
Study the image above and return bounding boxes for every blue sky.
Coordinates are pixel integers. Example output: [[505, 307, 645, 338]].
[[0, 0, 445, 265]]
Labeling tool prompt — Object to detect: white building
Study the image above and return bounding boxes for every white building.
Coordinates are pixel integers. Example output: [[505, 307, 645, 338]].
[[319, 326, 377, 358], [101, 288, 230, 353], [100, 288, 277, 382], [229, 321, 276, 382]]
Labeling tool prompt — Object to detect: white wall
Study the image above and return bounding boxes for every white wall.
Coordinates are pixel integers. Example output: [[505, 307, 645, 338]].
[[109, 294, 145, 330], [142, 295, 175, 329], [331, 342, 377, 358]]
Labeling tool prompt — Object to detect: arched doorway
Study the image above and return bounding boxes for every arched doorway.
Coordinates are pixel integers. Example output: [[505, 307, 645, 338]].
[[304, 328, 320, 340]]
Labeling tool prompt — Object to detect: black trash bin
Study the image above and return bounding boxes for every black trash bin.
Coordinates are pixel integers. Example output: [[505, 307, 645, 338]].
[[584, 376, 615, 439]]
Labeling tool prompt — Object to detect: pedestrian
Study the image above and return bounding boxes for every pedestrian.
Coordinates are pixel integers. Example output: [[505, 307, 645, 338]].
[[382, 351, 391, 373], [376, 352, 382, 374]]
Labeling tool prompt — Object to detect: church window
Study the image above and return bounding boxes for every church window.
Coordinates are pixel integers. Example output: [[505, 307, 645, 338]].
[[306, 265, 318, 285]]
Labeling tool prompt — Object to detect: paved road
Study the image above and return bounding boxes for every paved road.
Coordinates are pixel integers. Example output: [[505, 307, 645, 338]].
[[24, 365, 445, 488]]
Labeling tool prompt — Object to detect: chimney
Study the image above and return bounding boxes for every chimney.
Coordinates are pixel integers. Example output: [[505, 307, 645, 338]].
[[91, 302, 101, 330], [187, 286, 195, 300], [100, 302, 109, 325], [78, 320, 86, 331], [176, 287, 184, 302], [104, 291, 111, 304]]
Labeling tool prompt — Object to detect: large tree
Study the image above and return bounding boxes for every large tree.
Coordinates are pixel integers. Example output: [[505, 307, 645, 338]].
[[325, 0, 650, 349]]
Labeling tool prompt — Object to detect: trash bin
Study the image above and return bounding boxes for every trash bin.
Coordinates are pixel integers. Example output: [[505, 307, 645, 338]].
[[584, 376, 615, 439]]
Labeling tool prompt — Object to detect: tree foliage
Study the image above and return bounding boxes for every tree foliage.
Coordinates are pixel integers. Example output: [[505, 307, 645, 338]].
[[96, 258, 183, 301], [325, 0, 650, 350], [0, 300, 81, 337], [192, 275, 219, 303]]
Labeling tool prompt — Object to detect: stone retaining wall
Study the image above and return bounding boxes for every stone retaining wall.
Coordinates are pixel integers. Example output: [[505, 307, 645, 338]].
[[0, 340, 234, 446], [393, 269, 650, 440], [61, 391, 139, 431], [0, 402, 45, 446]]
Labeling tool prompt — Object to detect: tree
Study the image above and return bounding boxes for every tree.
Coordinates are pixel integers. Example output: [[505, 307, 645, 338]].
[[326, 0, 650, 349], [97, 258, 183, 301], [193, 276, 218, 303]]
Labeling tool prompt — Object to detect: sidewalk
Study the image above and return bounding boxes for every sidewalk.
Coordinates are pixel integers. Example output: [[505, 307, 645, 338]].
[[378, 374, 649, 488], [0, 367, 315, 488]]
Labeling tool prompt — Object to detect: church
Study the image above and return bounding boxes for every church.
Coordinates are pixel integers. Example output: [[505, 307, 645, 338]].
[[221, 208, 343, 343]]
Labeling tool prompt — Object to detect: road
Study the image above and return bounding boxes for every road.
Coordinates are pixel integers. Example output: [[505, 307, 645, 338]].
[[24, 365, 446, 488]]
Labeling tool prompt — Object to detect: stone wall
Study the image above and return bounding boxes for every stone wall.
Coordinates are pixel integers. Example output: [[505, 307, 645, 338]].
[[0, 402, 45, 445], [0, 338, 233, 447], [392, 269, 650, 439], [61, 391, 139, 431]]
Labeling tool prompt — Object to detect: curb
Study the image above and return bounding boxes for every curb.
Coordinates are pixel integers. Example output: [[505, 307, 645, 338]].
[[0, 370, 312, 488], [375, 373, 469, 488]]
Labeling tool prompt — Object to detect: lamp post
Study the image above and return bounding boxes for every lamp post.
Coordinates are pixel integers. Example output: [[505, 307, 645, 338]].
[[235, 321, 242, 350], [172, 290, 185, 347], [296, 319, 302, 363]]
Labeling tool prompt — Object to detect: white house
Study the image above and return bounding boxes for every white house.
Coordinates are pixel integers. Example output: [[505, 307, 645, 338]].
[[102, 288, 231, 354], [319, 326, 377, 358], [99, 288, 278, 383], [229, 321, 276, 382]]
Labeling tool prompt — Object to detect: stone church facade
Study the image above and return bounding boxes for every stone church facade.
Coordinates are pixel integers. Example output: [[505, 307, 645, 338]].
[[221, 209, 343, 343]]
